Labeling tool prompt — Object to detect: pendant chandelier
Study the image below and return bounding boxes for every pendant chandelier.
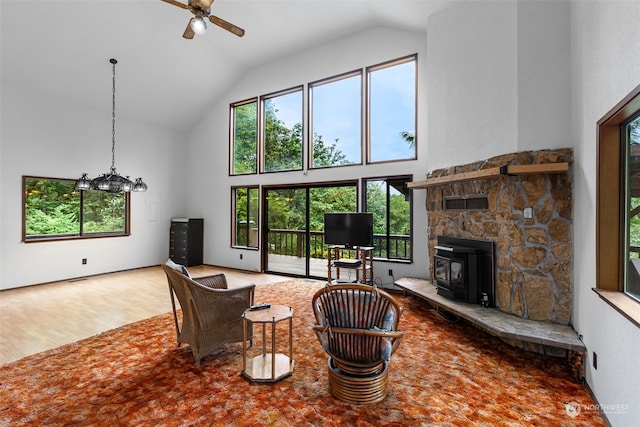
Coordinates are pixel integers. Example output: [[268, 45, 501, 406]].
[[75, 58, 147, 193]]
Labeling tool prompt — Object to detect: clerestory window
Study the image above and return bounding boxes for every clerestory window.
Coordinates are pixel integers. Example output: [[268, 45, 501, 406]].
[[230, 99, 258, 175], [367, 55, 417, 164], [261, 87, 304, 173], [229, 54, 418, 174], [309, 71, 362, 168]]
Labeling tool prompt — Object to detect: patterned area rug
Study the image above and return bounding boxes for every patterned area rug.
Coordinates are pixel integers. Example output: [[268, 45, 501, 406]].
[[0, 280, 604, 426]]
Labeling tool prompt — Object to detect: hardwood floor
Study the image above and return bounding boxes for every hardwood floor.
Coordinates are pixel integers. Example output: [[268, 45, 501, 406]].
[[0, 265, 289, 366]]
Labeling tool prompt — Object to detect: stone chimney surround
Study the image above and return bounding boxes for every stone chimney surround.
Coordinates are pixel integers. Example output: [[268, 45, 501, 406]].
[[416, 149, 573, 325]]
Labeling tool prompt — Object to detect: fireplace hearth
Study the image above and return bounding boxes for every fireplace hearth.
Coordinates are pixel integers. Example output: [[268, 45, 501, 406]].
[[434, 236, 494, 307]]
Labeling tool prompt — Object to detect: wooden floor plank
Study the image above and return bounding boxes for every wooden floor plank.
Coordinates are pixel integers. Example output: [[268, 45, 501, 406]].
[[0, 265, 288, 365]]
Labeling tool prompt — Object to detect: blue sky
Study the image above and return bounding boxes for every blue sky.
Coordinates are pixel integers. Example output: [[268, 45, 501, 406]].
[[311, 74, 362, 164]]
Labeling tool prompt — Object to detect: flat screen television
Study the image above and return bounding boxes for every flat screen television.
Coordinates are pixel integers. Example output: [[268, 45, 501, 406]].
[[324, 212, 374, 248]]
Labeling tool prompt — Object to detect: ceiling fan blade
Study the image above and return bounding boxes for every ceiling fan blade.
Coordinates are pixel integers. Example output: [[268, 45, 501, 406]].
[[208, 15, 245, 37], [183, 19, 196, 39], [161, 0, 189, 10]]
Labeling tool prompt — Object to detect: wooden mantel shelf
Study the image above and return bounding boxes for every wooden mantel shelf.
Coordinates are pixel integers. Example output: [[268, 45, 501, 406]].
[[408, 162, 569, 189]]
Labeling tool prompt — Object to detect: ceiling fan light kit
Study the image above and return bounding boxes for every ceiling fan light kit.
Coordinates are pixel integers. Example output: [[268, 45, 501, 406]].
[[191, 16, 207, 34], [161, 0, 245, 39], [75, 59, 148, 194]]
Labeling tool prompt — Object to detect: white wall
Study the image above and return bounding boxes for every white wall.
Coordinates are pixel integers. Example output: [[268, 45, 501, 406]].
[[427, 0, 518, 169], [0, 87, 186, 289], [185, 27, 430, 286], [517, 0, 572, 151], [427, 0, 572, 169], [572, 1, 640, 425]]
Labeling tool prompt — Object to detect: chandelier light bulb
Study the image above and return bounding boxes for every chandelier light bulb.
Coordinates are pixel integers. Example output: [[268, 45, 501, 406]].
[[191, 16, 207, 35]]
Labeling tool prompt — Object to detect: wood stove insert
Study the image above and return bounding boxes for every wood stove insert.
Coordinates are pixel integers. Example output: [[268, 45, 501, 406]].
[[434, 236, 495, 307]]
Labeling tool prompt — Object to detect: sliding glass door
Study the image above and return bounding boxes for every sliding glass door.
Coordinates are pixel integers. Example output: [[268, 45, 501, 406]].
[[263, 183, 356, 278]]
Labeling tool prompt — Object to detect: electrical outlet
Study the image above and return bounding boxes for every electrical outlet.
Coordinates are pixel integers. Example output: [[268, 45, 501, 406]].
[[388, 269, 393, 276], [593, 351, 598, 370], [82, 258, 87, 265]]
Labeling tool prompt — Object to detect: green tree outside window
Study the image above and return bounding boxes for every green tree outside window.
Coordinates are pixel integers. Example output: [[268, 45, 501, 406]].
[[24, 177, 128, 241]]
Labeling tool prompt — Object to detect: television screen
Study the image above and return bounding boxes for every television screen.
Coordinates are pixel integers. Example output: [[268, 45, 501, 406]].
[[324, 213, 374, 247]]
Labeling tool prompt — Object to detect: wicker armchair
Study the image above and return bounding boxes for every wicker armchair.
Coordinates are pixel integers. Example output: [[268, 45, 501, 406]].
[[162, 265, 255, 365], [311, 283, 403, 404]]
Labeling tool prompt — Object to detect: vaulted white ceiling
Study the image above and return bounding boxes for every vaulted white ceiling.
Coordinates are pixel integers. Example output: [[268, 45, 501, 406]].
[[1, 0, 459, 133]]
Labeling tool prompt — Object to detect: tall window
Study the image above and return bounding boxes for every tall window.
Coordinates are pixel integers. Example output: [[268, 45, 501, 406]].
[[231, 99, 258, 175], [233, 186, 259, 248], [310, 71, 362, 168], [262, 88, 303, 173], [23, 176, 129, 241], [596, 83, 640, 326], [363, 176, 412, 261], [367, 55, 417, 163]]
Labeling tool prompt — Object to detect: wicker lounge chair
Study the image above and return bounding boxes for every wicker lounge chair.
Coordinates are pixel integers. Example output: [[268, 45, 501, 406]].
[[311, 283, 403, 404], [162, 264, 255, 365]]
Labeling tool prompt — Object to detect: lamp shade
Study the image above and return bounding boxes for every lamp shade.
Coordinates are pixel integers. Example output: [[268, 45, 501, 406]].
[[191, 16, 207, 35], [133, 178, 148, 192], [75, 173, 91, 191]]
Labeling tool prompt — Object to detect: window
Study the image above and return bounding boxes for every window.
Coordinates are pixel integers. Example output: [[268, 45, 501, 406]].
[[233, 186, 259, 248], [23, 176, 129, 241], [310, 71, 362, 168], [367, 55, 417, 163], [624, 114, 640, 300], [262, 87, 303, 173], [596, 83, 640, 326], [230, 54, 418, 174], [231, 99, 258, 175], [363, 176, 412, 261]]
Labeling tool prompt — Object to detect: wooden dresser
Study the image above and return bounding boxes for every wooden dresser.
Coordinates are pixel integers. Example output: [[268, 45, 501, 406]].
[[169, 218, 203, 266]]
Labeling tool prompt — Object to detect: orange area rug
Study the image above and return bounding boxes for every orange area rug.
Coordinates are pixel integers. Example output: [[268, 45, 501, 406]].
[[0, 280, 604, 426]]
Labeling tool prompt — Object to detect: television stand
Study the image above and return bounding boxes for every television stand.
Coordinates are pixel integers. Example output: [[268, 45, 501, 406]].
[[327, 245, 374, 285]]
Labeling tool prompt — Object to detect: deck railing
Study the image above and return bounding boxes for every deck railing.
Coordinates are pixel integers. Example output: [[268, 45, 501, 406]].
[[267, 229, 410, 260]]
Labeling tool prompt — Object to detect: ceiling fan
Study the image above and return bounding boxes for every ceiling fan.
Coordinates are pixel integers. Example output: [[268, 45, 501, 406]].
[[161, 0, 245, 39]]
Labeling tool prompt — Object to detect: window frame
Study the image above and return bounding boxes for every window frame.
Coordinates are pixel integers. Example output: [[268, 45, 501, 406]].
[[595, 83, 640, 327], [229, 98, 259, 176], [231, 185, 260, 249], [362, 174, 413, 262], [260, 86, 305, 174], [366, 54, 418, 165], [22, 175, 131, 243], [308, 69, 363, 169]]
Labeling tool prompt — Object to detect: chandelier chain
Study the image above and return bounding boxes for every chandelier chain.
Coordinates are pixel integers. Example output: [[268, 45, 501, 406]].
[[111, 59, 116, 171], [74, 58, 147, 193]]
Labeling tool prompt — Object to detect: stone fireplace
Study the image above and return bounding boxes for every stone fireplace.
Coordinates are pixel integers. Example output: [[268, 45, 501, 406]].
[[425, 149, 573, 325]]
